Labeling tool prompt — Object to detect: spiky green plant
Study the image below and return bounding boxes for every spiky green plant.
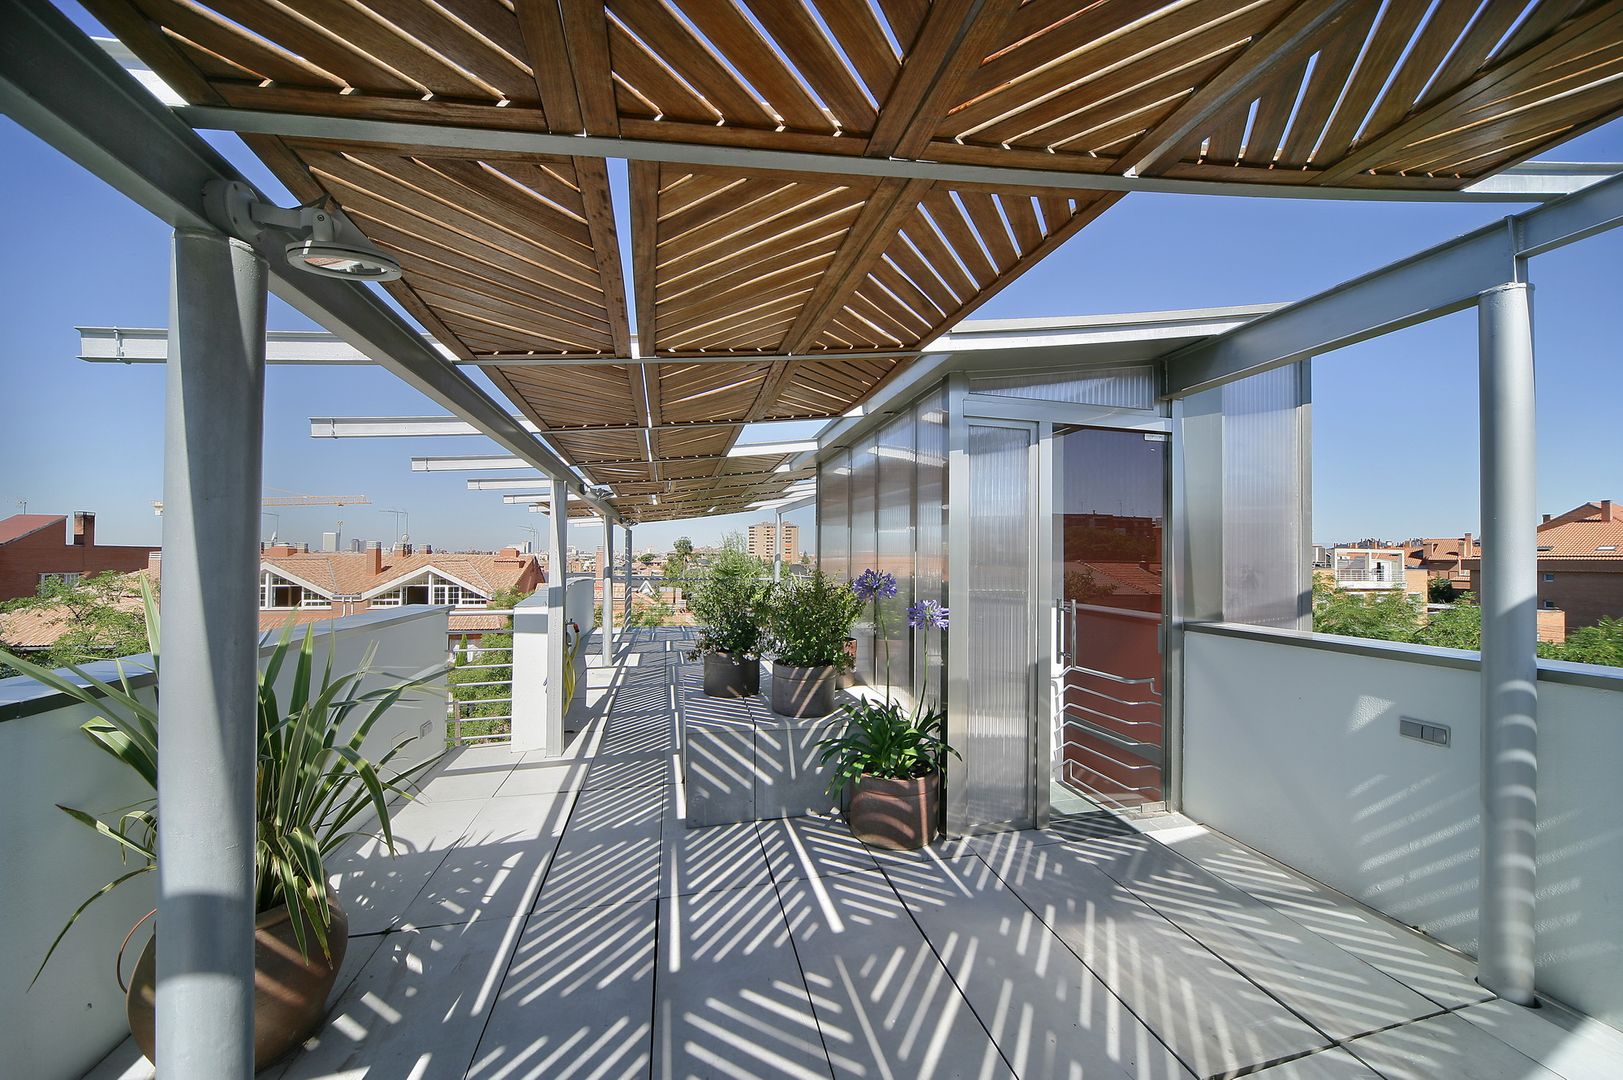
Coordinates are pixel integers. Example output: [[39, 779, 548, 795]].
[[2, 580, 447, 984]]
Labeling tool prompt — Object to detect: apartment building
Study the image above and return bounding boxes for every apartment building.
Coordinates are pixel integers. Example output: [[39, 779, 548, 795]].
[[746, 520, 799, 563], [1467, 499, 1623, 631], [0, 512, 157, 601]]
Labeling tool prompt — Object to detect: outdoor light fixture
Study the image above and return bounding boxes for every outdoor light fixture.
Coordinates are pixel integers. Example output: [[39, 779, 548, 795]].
[[203, 180, 402, 281]]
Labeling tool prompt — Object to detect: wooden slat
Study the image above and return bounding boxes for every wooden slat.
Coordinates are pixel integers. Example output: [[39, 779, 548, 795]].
[[1116, 0, 1360, 176]]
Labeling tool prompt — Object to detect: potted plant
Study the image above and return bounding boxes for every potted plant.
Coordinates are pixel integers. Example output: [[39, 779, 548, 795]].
[[818, 578, 957, 850], [762, 569, 861, 717], [5, 583, 445, 1070], [686, 540, 768, 698]]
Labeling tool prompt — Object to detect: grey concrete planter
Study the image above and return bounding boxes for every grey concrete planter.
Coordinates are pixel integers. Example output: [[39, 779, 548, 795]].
[[771, 662, 836, 718], [702, 650, 759, 698]]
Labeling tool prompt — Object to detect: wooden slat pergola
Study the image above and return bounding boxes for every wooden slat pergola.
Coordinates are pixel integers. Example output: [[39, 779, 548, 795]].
[[90, 0, 1623, 520]]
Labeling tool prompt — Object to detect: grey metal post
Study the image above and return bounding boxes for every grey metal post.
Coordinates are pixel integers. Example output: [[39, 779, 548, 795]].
[[544, 478, 569, 754], [1476, 281, 1539, 1005], [623, 525, 634, 623], [601, 514, 614, 662], [157, 229, 266, 1079], [774, 508, 785, 581]]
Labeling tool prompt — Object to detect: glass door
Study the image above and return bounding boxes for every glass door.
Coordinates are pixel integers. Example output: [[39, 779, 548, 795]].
[[1051, 425, 1167, 814]]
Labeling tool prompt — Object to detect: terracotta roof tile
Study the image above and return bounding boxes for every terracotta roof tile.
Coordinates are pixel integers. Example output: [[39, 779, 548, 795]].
[[1536, 500, 1623, 558], [0, 514, 66, 546]]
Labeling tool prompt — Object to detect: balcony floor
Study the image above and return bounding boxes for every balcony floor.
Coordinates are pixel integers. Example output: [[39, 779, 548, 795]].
[[89, 630, 1623, 1080]]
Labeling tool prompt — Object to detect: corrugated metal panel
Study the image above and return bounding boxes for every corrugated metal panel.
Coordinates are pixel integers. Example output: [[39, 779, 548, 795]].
[[969, 366, 1156, 409], [1222, 366, 1306, 629], [818, 448, 850, 585], [915, 389, 947, 702], [964, 422, 1033, 829], [849, 434, 878, 682], [876, 412, 915, 693]]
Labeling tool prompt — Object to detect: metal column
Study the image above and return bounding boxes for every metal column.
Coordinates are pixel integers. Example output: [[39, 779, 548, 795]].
[[601, 515, 615, 662], [157, 228, 267, 1079], [774, 508, 785, 580], [543, 478, 569, 755], [1476, 281, 1539, 1005], [623, 525, 634, 624]]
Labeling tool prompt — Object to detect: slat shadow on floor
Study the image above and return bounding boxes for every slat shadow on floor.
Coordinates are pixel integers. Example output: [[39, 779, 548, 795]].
[[86, 629, 1623, 1080]]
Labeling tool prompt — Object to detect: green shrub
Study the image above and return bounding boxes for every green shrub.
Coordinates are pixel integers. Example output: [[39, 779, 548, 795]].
[[763, 570, 861, 668], [687, 542, 767, 658]]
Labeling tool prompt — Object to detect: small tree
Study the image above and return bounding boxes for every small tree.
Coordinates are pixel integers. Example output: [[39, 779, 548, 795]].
[[0, 571, 152, 668], [1427, 577, 1459, 604], [1311, 575, 1421, 643], [674, 536, 694, 560], [688, 539, 767, 659], [1415, 602, 1481, 650], [1540, 617, 1623, 667]]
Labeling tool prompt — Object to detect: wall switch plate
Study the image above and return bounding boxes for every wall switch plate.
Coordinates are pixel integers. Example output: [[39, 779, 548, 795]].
[[1399, 717, 1450, 746], [420, 718, 433, 738]]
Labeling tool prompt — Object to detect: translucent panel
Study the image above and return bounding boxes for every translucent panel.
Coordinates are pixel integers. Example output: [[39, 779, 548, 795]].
[[876, 413, 915, 693], [914, 389, 947, 703], [1222, 365, 1307, 629], [849, 434, 878, 681], [817, 449, 850, 585], [969, 365, 1157, 409], [964, 422, 1033, 829]]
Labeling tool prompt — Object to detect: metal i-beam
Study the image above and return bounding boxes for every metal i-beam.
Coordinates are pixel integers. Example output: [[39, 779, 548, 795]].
[[0, 0, 613, 521], [78, 325, 912, 367], [1161, 171, 1623, 396], [321, 415, 843, 438], [171, 104, 1606, 205]]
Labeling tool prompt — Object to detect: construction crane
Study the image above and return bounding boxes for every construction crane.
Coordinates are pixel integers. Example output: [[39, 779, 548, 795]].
[[153, 492, 370, 515], [260, 494, 370, 507]]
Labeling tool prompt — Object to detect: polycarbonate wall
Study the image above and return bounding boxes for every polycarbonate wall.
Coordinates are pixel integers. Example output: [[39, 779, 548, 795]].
[[962, 421, 1035, 827], [1178, 363, 1311, 630], [817, 385, 948, 698]]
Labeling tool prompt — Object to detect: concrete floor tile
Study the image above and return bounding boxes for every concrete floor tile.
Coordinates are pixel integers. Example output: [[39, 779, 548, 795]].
[[778, 868, 1012, 1080], [987, 840, 1328, 1078], [1250, 1047, 1383, 1078], [886, 854, 1190, 1080], [654, 881, 830, 1080], [1342, 1011, 1564, 1080], [659, 817, 772, 898], [471, 901, 656, 1080], [278, 916, 526, 1079], [400, 791, 574, 929], [1074, 832, 1440, 1042], [1455, 999, 1623, 1080], [758, 815, 877, 882]]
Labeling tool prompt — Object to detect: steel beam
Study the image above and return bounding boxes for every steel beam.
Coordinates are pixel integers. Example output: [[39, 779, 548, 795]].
[[78, 324, 911, 367], [0, 0, 613, 520], [1161, 172, 1623, 396], [171, 104, 1596, 205], [322, 415, 842, 439], [1476, 283, 1540, 1005], [157, 228, 265, 1080]]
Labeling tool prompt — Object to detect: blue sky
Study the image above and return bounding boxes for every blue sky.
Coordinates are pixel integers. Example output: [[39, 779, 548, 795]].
[[1, 7, 1619, 554]]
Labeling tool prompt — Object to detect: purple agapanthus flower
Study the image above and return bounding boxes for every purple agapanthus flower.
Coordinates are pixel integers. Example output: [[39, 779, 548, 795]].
[[852, 568, 898, 601], [907, 599, 950, 630]]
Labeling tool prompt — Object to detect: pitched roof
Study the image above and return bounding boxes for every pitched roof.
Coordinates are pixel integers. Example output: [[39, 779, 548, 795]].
[[259, 550, 540, 600], [0, 514, 65, 546], [0, 572, 147, 648], [1535, 500, 1623, 558]]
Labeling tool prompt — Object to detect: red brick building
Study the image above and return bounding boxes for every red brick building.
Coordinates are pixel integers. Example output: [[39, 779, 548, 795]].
[[0, 512, 158, 601], [1466, 500, 1623, 633]]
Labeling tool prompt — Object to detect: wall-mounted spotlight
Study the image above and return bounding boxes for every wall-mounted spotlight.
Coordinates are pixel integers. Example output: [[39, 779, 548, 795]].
[[203, 180, 402, 281]]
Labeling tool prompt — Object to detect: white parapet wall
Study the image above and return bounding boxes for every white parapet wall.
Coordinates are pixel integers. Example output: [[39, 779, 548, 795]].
[[0, 606, 450, 1080], [511, 576, 596, 754], [1183, 623, 1623, 1030]]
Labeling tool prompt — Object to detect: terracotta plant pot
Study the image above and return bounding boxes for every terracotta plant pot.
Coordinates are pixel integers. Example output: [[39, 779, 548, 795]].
[[771, 662, 836, 718], [838, 637, 859, 688], [703, 650, 760, 698], [850, 772, 940, 850], [126, 897, 348, 1071]]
